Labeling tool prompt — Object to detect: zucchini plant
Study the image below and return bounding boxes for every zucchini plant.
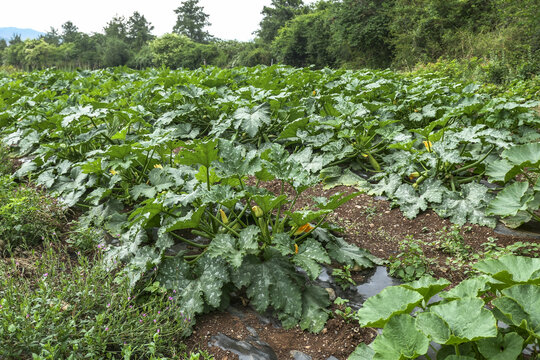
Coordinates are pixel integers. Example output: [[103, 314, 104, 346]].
[[486, 142, 540, 228], [106, 139, 381, 332], [349, 255, 540, 360]]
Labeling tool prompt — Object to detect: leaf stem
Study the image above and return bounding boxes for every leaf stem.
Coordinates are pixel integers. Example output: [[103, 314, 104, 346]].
[[206, 211, 240, 236], [170, 232, 207, 249], [451, 146, 495, 175]]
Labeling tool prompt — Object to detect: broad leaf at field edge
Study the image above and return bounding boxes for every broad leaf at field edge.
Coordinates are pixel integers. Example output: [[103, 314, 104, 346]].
[[355, 286, 423, 328]]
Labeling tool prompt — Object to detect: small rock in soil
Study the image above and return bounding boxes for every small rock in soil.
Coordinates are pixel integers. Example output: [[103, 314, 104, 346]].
[[290, 350, 312, 360], [210, 333, 278, 360]]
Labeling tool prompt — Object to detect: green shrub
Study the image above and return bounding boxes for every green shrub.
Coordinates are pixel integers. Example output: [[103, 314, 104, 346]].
[[0, 145, 15, 175], [0, 245, 192, 359], [0, 176, 65, 253]]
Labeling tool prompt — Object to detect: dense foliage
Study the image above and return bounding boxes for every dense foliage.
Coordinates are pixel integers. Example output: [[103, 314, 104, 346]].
[[0, 65, 538, 333], [0, 0, 538, 82]]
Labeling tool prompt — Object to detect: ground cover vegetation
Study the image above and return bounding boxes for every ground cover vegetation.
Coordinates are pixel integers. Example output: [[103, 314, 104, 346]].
[[0, 146, 214, 358], [0, 64, 539, 358], [0, 0, 538, 84]]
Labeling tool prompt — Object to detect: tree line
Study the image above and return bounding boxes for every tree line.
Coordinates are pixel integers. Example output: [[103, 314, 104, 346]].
[[0, 0, 538, 80]]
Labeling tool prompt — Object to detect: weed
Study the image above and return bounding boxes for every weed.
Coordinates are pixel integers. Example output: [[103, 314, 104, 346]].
[[387, 235, 434, 282], [0, 145, 15, 175], [479, 237, 540, 259], [0, 176, 66, 254], [333, 297, 355, 323], [332, 265, 356, 290], [0, 243, 192, 359], [67, 221, 105, 254], [432, 225, 470, 257], [364, 205, 377, 221]]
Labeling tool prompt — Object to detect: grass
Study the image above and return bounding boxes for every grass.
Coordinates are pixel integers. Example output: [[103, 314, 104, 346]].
[[0, 146, 212, 359], [0, 243, 200, 359]]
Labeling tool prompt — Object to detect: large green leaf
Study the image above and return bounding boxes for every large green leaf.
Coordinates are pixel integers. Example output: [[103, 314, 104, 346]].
[[355, 286, 423, 328], [207, 226, 260, 268], [233, 103, 271, 138], [200, 184, 244, 209], [278, 117, 309, 140], [314, 191, 362, 211], [179, 256, 231, 315], [420, 298, 497, 344], [486, 181, 530, 217], [348, 344, 375, 360], [299, 285, 331, 333], [371, 314, 429, 359], [214, 140, 262, 177], [415, 312, 451, 344], [434, 182, 496, 227], [476, 333, 523, 360], [401, 275, 451, 302], [473, 255, 540, 286], [493, 284, 540, 339], [394, 179, 445, 219], [232, 254, 303, 320], [327, 237, 382, 268], [164, 206, 206, 232], [287, 209, 332, 226], [440, 277, 490, 300], [176, 139, 219, 168], [486, 159, 517, 183], [292, 238, 331, 279], [252, 194, 288, 214], [503, 142, 540, 167], [155, 256, 192, 291], [321, 167, 371, 191]]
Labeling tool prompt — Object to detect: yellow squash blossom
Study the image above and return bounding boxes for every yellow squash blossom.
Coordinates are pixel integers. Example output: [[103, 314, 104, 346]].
[[109, 169, 118, 176], [294, 244, 299, 254], [293, 223, 313, 236], [154, 164, 163, 169], [423, 141, 433, 152]]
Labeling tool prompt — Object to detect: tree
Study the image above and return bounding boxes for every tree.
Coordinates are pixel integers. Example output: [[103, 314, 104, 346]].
[[257, 0, 305, 43], [272, 9, 335, 68], [9, 34, 22, 46], [173, 0, 211, 43], [61, 21, 80, 43], [4, 40, 25, 67], [149, 33, 217, 69], [0, 38, 7, 63], [127, 11, 155, 49], [332, 0, 394, 68], [42, 27, 62, 46], [104, 16, 128, 41], [102, 37, 131, 67], [24, 39, 59, 69]]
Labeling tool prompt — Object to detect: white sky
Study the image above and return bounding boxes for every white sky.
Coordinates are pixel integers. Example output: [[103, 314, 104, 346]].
[[0, 0, 317, 42]]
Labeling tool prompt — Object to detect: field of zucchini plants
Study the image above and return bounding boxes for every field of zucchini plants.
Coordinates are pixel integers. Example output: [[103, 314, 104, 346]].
[[0, 65, 539, 359]]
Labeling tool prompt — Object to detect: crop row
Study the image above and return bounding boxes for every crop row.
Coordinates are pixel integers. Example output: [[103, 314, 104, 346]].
[[0, 66, 538, 332]]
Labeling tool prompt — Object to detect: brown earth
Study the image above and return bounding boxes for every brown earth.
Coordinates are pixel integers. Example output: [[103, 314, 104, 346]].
[[185, 181, 540, 359]]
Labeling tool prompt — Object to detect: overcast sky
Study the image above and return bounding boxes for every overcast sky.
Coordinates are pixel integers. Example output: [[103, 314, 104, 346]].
[[0, 0, 317, 42]]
